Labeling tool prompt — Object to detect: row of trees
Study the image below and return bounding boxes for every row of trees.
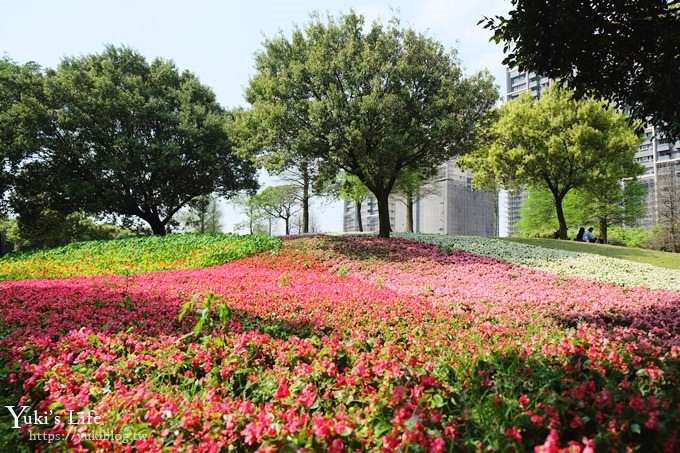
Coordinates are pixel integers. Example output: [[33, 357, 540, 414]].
[[3, 4, 677, 247], [2, 12, 499, 245]]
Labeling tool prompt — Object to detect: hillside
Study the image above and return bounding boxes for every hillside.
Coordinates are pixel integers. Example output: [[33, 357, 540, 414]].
[[0, 234, 677, 451]]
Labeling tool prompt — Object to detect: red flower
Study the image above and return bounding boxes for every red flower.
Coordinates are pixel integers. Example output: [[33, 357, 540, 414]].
[[505, 426, 522, 442]]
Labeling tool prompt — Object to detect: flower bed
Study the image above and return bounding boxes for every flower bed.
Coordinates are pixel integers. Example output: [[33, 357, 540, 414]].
[[0, 235, 678, 451], [397, 233, 680, 291]]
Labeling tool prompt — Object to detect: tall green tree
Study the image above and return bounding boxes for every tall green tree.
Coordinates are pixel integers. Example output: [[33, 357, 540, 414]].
[[0, 58, 48, 251], [257, 185, 301, 235], [482, 0, 680, 139], [232, 193, 270, 235], [227, 109, 334, 234], [459, 86, 642, 239], [393, 168, 439, 233], [337, 172, 372, 232], [7, 46, 257, 236], [583, 179, 646, 243], [0, 58, 46, 213], [244, 11, 497, 237]]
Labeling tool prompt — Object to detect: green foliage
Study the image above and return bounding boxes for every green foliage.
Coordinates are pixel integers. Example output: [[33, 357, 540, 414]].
[[178, 195, 223, 234], [232, 193, 271, 235], [179, 292, 232, 341], [245, 11, 498, 237], [515, 183, 647, 242], [0, 233, 282, 280], [8, 211, 134, 251], [460, 86, 642, 238], [338, 172, 371, 204], [0, 58, 45, 215], [256, 185, 302, 235], [482, 0, 680, 139], [607, 226, 658, 248], [5, 46, 257, 236], [514, 187, 566, 238]]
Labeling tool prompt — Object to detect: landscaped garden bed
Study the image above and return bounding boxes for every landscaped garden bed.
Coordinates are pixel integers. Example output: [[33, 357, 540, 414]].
[[0, 234, 677, 451]]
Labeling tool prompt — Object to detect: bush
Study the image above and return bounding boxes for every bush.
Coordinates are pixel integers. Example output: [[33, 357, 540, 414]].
[[606, 226, 657, 248], [645, 224, 680, 252]]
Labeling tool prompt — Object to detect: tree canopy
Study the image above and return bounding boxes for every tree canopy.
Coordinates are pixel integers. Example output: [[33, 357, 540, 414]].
[[4, 46, 257, 235], [244, 11, 498, 237], [458, 86, 642, 239], [483, 0, 680, 139], [0, 58, 45, 213], [256, 185, 301, 235]]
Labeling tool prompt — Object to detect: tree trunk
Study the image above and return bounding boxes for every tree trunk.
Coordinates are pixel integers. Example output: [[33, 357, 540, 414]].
[[146, 216, 167, 236], [554, 195, 568, 239], [354, 200, 363, 232], [302, 169, 310, 234], [599, 217, 608, 244], [375, 191, 391, 238], [405, 194, 414, 233], [284, 217, 290, 235]]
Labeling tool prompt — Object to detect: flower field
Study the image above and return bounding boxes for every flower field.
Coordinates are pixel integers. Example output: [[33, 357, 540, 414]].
[[0, 233, 282, 281], [0, 234, 678, 452]]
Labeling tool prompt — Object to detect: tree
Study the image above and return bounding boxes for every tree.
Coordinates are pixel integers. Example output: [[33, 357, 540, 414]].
[[482, 0, 680, 139], [337, 172, 372, 232], [459, 86, 642, 239], [0, 58, 46, 214], [257, 185, 301, 235], [392, 168, 439, 233], [7, 46, 257, 236], [582, 179, 646, 243], [228, 109, 335, 234], [514, 186, 570, 238], [245, 11, 498, 237], [232, 193, 270, 235], [656, 161, 680, 252], [179, 195, 223, 233], [0, 58, 48, 251], [515, 183, 646, 241]]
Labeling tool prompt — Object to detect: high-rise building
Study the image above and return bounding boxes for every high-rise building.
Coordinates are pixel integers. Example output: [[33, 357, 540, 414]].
[[342, 158, 497, 235], [500, 68, 680, 234], [634, 126, 680, 226]]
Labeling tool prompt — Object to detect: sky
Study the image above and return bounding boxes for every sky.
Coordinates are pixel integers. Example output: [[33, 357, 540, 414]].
[[2, 0, 512, 233]]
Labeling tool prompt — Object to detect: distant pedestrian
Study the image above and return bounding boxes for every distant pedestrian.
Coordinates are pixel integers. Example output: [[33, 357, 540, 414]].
[[583, 227, 597, 243], [575, 227, 585, 242]]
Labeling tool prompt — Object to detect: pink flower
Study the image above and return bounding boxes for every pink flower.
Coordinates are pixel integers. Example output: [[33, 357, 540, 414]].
[[298, 383, 317, 408], [274, 378, 290, 400]]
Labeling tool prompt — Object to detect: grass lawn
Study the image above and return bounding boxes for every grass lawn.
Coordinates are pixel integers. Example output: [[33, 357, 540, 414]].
[[504, 237, 680, 270]]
